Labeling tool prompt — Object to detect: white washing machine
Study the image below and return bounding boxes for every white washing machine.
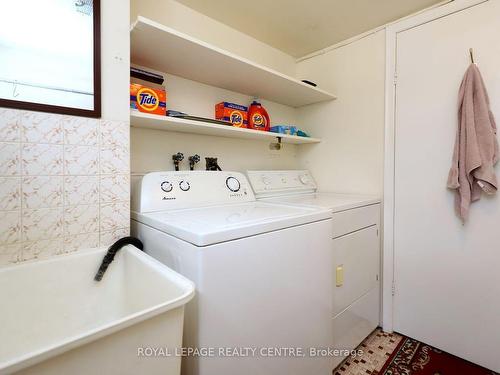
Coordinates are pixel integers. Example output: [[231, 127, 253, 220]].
[[247, 170, 381, 368], [131, 171, 335, 375]]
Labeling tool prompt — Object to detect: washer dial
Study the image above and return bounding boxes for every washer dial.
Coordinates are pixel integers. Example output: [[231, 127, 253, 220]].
[[179, 180, 190, 191], [161, 181, 173, 192], [226, 177, 241, 192]]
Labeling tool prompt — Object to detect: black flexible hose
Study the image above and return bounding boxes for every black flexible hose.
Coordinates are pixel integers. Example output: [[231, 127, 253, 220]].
[[94, 237, 144, 281]]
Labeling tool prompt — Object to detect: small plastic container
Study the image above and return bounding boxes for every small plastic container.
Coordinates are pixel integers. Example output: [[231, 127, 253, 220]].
[[271, 125, 297, 135]]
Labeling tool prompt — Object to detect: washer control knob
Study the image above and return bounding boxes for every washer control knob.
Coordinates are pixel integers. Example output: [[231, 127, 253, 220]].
[[299, 174, 310, 185], [226, 177, 241, 192], [179, 180, 190, 191], [161, 181, 173, 192]]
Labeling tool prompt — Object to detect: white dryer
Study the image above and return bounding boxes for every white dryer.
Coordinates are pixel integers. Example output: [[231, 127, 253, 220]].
[[247, 170, 382, 368], [131, 171, 335, 375]]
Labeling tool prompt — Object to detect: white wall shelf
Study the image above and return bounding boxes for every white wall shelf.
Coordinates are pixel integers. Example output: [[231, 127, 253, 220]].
[[130, 17, 337, 108], [130, 112, 321, 145]]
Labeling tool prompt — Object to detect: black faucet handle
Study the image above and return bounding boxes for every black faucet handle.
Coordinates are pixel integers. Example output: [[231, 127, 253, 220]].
[[172, 152, 184, 162], [172, 152, 184, 171], [188, 154, 201, 170], [189, 154, 200, 163]]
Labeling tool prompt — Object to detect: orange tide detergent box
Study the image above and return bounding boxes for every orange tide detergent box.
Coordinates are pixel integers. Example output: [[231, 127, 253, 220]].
[[215, 102, 248, 127], [130, 83, 167, 115]]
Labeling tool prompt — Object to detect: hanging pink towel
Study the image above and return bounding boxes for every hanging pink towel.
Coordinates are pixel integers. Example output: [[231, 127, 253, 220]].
[[447, 64, 499, 221]]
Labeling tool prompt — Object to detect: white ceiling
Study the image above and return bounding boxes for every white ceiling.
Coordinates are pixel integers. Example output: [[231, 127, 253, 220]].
[[176, 0, 446, 57]]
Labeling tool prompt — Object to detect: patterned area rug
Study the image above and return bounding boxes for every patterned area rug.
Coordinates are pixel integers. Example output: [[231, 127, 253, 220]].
[[334, 328, 498, 375]]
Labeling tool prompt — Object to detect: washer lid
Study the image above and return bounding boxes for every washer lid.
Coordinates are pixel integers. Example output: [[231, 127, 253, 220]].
[[131, 201, 331, 246]]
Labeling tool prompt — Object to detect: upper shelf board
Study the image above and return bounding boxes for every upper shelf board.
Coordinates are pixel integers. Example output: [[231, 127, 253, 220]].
[[130, 17, 337, 108]]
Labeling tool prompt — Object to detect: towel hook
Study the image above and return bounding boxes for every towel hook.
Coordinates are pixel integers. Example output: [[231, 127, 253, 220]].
[[469, 48, 475, 64]]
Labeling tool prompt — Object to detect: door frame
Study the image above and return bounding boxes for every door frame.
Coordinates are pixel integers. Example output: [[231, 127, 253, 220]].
[[382, 0, 489, 332]]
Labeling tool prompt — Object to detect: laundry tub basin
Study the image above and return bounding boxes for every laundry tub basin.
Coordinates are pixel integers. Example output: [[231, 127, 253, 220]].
[[0, 245, 195, 375]]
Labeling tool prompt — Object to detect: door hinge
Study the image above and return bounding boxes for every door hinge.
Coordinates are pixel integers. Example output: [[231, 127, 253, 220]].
[[391, 280, 396, 296], [393, 71, 398, 86]]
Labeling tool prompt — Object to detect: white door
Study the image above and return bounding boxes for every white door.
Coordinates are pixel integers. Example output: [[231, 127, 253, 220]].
[[393, 0, 500, 371]]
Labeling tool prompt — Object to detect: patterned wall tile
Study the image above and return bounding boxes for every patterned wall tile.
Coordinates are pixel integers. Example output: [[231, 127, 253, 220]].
[[22, 208, 63, 242], [100, 201, 130, 232], [64, 145, 99, 175], [64, 176, 99, 206], [0, 109, 130, 266], [63, 117, 99, 146], [0, 143, 20, 176], [64, 232, 100, 253], [0, 210, 21, 244], [22, 144, 63, 176], [100, 227, 130, 248], [22, 238, 64, 261], [0, 244, 22, 266], [22, 176, 63, 209], [0, 109, 20, 142], [64, 204, 99, 236], [100, 146, 129, 174], [100, 174, 130, 203], [101, 120, 129, 147], [21, 111, 64, 144], [0, 177, 21, 210]]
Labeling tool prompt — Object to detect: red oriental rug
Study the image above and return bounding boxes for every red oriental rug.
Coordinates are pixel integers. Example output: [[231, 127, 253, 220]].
[[379, 335, 497, 375], [333, 328, 498, 375]]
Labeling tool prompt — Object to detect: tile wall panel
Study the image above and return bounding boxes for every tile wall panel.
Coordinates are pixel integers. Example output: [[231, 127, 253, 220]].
[[0, 109, 130, 266]]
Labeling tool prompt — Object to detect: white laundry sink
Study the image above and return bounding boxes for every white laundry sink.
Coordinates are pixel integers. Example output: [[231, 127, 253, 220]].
[[0, 245, 195, 375]]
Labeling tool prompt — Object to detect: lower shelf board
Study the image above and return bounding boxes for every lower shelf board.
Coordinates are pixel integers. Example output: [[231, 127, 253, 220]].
[[130, 112, 321, 144]]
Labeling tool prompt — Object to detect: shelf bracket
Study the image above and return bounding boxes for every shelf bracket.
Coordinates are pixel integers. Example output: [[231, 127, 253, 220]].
[[269, 136, 282, 150]]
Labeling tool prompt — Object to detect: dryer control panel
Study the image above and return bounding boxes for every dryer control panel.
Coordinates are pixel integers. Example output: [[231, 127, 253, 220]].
[[132, 171, 254, 213], [247, 170, 317, 198]]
